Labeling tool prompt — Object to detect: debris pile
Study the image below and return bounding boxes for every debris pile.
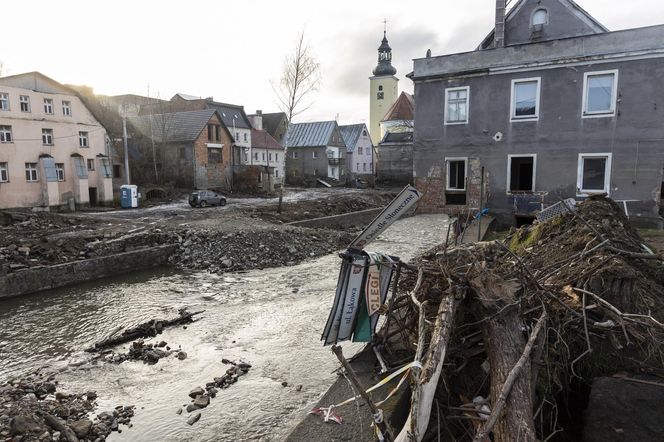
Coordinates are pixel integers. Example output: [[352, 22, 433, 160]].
[[179, 359, 251, 425], [0, 373, 134, 442], [102, 340, 178, 365], [371, 196, 664, 441], [170, 228, 354, 273]]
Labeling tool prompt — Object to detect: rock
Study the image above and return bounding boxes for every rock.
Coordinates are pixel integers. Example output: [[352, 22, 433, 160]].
[[177, 351, 187, 360], [207, 388, 218, 398], [176, 408, 182, 415], [55, 392, 69, 401], [187, 413, 201, 426], [281, 381, 288, 387], [221, 259, 233, 268], [193, 395, 209, 408], [86, 391, 98, 401], [17, 246, 30, 255], [188, 387, 205, 399], [10, 415, 44, 434], [52, 431, 61, 441], [110, 419, 118, 431], [186, 404, 200, 413], [70, 419, 93, 438], [156, 341, 167, 348], [296, 385, 303, 392]]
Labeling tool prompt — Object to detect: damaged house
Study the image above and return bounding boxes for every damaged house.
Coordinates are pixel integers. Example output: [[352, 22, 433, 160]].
[[128, 109, 234, 191], [411, 0, 664, 226]]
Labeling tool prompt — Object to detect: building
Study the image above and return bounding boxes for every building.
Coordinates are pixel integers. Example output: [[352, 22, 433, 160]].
[[284, 121, 346, 185], [250, 128, 284, 192], [377, 92, 414, 186], [340, 123, 374, 185], [0, 72, 113, 209], [249, 111, 289, 144], [411, 0, 664, 225], [128, 109, 233, 190], [369, 30, 399, 145]]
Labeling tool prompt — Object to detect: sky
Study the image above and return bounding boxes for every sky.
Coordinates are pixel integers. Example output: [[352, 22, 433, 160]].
[[2, 0, 664, 125]]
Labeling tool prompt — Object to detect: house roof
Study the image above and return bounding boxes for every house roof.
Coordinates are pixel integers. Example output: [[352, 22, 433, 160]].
[[205, 101, 253, 130], [381, 92, 414, 122], [175, 93, 202, 101], [339, 124, 368, 153], [0, 71, 76, 95], [251, 129, 283, 150], [478, 0, 608, 49], [255, 112, 288, 136], [285, 121, 340, 148], [381, 131, 414, 144], [128, 109, 225, 143]]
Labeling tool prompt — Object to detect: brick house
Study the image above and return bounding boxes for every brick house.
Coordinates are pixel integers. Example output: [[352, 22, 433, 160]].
[[128, 109, 233, 190]]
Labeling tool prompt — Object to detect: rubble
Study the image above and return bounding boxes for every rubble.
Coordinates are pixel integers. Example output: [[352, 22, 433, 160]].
[[0, 373, 134, 442], [364, 196, 664, 441]]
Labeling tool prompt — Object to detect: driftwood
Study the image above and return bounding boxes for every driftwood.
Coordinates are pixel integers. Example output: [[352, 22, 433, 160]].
[[87, 309, 203, 351], [42, 413, 79, 442], [395, 285, 463, 442]]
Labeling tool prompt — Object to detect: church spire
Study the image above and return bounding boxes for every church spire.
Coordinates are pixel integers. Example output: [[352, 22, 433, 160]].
[[373, 23, 397, 77]]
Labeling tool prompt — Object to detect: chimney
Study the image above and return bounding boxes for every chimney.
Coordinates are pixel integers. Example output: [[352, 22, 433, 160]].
[[495, 0, 506, 48], [251, 110, 263, 130]]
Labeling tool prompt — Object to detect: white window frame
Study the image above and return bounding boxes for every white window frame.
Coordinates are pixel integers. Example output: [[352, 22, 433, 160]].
[[25, 163, 39, 182], [20, 95, 30, 112], [582, 70, 619, 118], [577, 153, 613, 196], [62, 101, 72, 116], [79, 131, 89, 148], [292, 151, 298, 159], [0, 162, 8, 182], [312, 151, 319, 159], [44, 98, 53, 114], [445, 157, 468, 191], [510, 77, 541, 122], [0, 126, 12, 143], [506, 154, 537, 193], [444, 86, 470, 125], [55, 163, 65, 181], [87, 159, 95, 171], [0, 92, 9, 111], [42, 129, 54, 145]]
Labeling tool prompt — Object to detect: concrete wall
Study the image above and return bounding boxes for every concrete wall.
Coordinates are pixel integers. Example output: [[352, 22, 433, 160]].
[[0, 85, 112, 209], [412, 56, 664, 223], [0, 244, 176, 299]]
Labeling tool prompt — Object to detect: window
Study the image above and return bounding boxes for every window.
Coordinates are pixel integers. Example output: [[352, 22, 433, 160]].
[[208, 147, 222, 163], [113, 164, 122, 179], [313, 169, 318, 176], [0, 126, 12, 143], [532, 9, 548, 26], [292, 151, 298, 159], [370, 162, 373, 171], [20, 96, 30, 112], [55, 163, 65, 181], [25, 163, 38, 182], [74, 157, 87, 178], [377, 92, 384, 100], [358, 146, 363, 155], [446, 158, 467, 190], [236, 132, 240, 140], [42, 129, 54, 145], [100, 158, 112, 178], [275, 154, 279, 161], [62, 101, 72, 116], [444, 87, 469, 125], [262, 153, 266, 161], [583, 71, 618, 116], [357, 162, 360, 171], [312, 151, 319, 159], [208, 124, 221, 141], [44, 98, 53, 114], [244, 133, 248, 142], [508, 155, 536, 192], [269, 153, 272, 161], [0, 163, 8, 182], [207, 125, 214, 141], [0, 93, 8, 110], [577, 153, 612, 195], [511, 78, 540, 121], [87, 159, 95, 171], [254, 152, 259, 161], [79, 131, 89, 148], [275, 170, 279, 178], [363, 163, 367, 172]]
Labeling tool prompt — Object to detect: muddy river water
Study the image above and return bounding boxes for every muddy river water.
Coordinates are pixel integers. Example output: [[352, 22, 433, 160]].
[[0, 214, 449, 441]]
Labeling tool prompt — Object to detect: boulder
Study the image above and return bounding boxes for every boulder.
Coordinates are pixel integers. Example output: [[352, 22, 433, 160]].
[[9, 415, 44, 435], [187, 413, 201, 426], [70, 419, 93, 438], [188, 387, 205, 399], [193, 395, 209, 408]]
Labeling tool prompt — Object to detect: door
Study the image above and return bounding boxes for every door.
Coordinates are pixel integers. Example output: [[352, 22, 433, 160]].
[[88, 187, 97, 206]]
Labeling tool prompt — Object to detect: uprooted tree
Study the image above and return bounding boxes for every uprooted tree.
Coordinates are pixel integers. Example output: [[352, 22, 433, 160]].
[[364, 196, 664, 441]]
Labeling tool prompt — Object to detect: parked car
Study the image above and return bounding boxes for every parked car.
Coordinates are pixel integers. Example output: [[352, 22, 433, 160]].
[[189, 190, 227, 208]]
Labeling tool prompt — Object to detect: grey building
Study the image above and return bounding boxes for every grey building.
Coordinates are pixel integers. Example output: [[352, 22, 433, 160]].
[[284, 121, 346, 186], [411, 0, 664, 225]]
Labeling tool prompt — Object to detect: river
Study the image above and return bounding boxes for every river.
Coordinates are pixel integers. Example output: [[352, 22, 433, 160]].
[[0, 214, 449, 441]]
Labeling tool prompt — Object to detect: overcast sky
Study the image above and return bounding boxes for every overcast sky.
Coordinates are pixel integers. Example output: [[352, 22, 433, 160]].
[[3, 0, 664, 125]]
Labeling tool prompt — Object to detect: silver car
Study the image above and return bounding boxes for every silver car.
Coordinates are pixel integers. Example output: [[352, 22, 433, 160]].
[[189, 190, 227, 208]]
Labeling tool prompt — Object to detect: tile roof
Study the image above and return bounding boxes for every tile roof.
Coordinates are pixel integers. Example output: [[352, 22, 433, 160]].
[[255, 112, 288, 136], [205, 101, 252, 129], [339, 124, 368, 153], [251, 129, 283, 150], [284, 121, 339, 148], [381, 92, 414, 122], [128, 109, 218, 143]]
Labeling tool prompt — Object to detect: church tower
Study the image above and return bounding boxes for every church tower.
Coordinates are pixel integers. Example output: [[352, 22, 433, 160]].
[[369, 28, 399, 144]]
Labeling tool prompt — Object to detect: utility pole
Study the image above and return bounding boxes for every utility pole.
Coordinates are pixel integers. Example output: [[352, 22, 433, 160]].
[[122, 104, 131, 185]]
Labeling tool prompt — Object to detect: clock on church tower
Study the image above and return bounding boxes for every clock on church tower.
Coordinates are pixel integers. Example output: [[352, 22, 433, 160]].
[[369, 25, 399, 144]]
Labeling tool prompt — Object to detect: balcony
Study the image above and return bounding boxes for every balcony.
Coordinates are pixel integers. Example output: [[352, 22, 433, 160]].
[[328, 157, 340, 165]]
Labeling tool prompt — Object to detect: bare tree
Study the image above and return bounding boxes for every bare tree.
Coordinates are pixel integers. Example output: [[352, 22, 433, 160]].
[[273, 30, 321, 211]]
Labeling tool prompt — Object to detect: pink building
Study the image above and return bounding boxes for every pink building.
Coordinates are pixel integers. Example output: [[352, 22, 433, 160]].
[[0, 72, 113, 209]]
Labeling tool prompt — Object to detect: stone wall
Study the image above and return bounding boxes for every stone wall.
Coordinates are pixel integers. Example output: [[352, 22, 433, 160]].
[[0, 244, 176, 300]]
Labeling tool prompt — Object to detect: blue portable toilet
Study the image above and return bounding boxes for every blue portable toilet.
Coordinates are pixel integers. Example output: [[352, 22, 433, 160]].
[[120, 185, 139, 208]]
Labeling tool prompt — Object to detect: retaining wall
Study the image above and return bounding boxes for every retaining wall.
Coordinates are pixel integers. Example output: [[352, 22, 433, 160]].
[[0, 245, 177, 300], [286, 208, 383, 229]]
